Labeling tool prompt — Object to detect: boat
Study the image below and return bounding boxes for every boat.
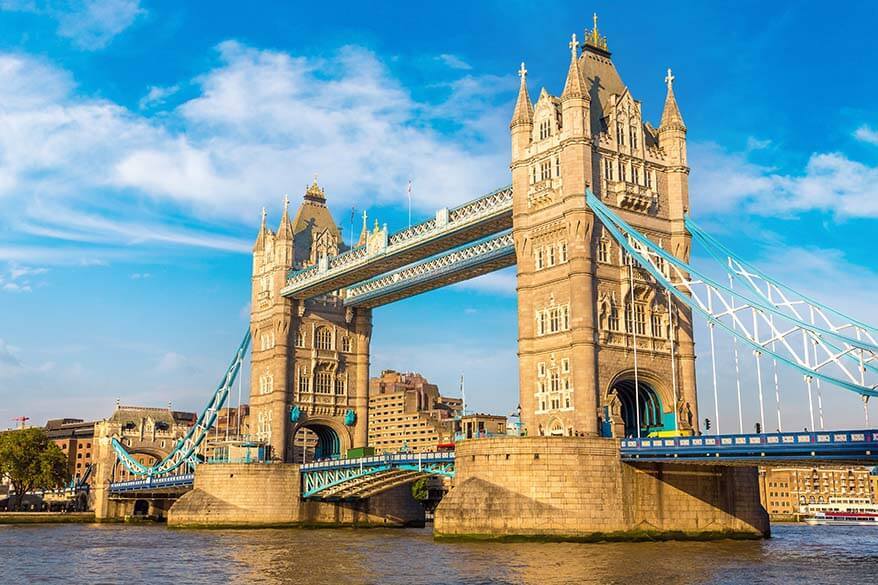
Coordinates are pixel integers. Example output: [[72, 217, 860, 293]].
[[804, 497, 878, 526]]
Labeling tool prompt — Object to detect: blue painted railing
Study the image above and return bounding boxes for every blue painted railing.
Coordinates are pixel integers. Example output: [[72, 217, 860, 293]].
[[108, 473, 195, 493], [621, 429, 878, 462], [300, 451, 454, 473]]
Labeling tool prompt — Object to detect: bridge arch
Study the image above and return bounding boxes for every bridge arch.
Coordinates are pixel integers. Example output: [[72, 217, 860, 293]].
[[606, 370, 672, 438], [111, 446, 170, 481], [291, 417, 351, 463]]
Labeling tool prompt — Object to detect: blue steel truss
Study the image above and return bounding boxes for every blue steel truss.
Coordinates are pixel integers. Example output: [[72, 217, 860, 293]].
[[621, 429, 878, 463], [300, 452, 455, 498], [109, 473, 195, 494], [586, 190, 878, 398], [111, 330, 251, 478]]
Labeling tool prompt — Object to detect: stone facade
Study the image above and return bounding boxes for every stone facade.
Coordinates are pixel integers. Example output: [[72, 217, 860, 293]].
[[759, 465, 878, 520], [249, 180, 372, 462], [510, 17, 697, 439], [168, 463, 424, 527], [435, 437, 769, 539]]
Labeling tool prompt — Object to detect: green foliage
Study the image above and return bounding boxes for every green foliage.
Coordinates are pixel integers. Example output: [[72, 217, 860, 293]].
[[0, 428, 69, 509], [411, 477, 429, 501]]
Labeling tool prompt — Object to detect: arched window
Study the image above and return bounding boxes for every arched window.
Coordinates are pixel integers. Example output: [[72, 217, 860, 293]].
[[341, 336, 352, 352], [296, 330, 305, 348], [315, 370, 333, 394], [549, 419, 564, 436], [334, 376, 346, 395], [315, 327, 332, 350]]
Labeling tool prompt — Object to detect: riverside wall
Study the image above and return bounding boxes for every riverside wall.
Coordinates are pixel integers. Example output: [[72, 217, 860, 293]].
[[434, 437, 769, 540]]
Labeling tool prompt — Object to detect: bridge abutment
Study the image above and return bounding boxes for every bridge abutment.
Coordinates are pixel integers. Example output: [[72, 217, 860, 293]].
[[167, 463, 424, 528], [434, 437, 768, 541]]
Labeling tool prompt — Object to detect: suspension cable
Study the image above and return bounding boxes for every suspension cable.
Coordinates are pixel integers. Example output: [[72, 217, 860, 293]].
[[667, 289, 679, 434], [728, 273, 744, 433], [753, 308, 766, 432], [629, 262, 641, 438], [707, 287, 720, 435]]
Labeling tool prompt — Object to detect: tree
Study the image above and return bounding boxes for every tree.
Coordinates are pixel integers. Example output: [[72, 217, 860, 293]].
[[411, 477, 429, 502], [0, 428, 69, 510]]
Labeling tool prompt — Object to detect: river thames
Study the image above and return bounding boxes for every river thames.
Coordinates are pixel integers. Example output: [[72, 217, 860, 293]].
[[1, 523, 877, 584]]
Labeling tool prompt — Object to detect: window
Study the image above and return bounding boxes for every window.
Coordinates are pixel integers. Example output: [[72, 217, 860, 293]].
[[555, 157, 560, 177], [315, 327, 332, 350], [616, 122, 625, 145], [598, 239, 611, 263], [259, 372, 274, 395], [550, 371, 560, 392], [531, 165, 537, 184], [341, 336, 352, 352], [604, 158, 613, 181], [535, 247, 545, 270], [608, 304, 620, 331], [618, 160, 626, 182], [315, 370, 333, 394], [547, 245, 556, 267], [540, 160, 551, 181], [632, 166, 640, 185], [298, 367, 309, 394], [260, 331, 276, 351], [537, 311, 547, 336], [335, 376, 346, 395], [646, 169, 653, 189], [550, 308, 560, 332], [626, 303, 646, 335], [539, 119, 552, 140], [559, 241, 568, 263], [537, 362, 546, 377], [561, 358, 570, 374], [561, 305, 569, 330], [652, 314, 664, 338], [630, 126, 639, 150], [296, 330, 305, 348]]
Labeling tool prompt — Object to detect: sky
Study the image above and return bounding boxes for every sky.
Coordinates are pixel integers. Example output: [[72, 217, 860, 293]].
[[1, 0, 877, 431]]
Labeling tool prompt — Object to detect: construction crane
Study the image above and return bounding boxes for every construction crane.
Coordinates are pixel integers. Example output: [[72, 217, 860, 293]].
[[12, 416, 30, 429]]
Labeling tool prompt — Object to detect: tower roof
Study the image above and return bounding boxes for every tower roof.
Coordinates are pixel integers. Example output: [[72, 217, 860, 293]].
[[277, 194, 293, 239], [303, 176, 326, 203], [659, 68, 686, 132], [290, 176, 344, 266], [561, 33, 588, 100], [510, 62, 534, 128], [253, 207, 272, 252]]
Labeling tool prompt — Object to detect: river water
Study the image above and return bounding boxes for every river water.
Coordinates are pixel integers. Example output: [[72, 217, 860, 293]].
[[1, 523, 877, 584]]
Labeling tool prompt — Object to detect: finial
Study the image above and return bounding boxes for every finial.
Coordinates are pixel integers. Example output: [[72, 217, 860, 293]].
[[373, 218, 379, 231], [261, 206, 267, 226], [584, 12, 609, 51], [518, 61, 527, 79], [283, 194, 290, 214], [665, 68, 675, 90], [569, 33, 578, 58], [593, 12, 598, 34]]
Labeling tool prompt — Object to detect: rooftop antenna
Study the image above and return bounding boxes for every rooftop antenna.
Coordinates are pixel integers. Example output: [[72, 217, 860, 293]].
[[460, 373, 466, 417]]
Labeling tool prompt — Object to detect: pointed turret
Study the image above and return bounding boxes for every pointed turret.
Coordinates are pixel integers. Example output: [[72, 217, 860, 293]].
[[357, 210, 368, 247], [659, 68, 686, 132], [510, 62, 534, 129], [304, 175, 326, 204], [277, 194, 293, 240], [561, 34, 587, 100], [253, 207, 269, 252]]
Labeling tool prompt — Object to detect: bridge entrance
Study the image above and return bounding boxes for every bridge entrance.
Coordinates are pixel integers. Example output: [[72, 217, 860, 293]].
[[292, 421, 345, 463], [610, 378, 666, 438]]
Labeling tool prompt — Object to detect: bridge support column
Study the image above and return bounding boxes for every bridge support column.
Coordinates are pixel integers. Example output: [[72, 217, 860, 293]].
[[435, 437, 768, 540]]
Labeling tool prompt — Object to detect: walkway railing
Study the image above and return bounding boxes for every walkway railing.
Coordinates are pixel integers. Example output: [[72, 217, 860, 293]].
[[108, 473, 195, 494]]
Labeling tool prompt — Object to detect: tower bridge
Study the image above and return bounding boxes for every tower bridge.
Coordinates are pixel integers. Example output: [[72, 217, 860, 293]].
[[100, 15, 878, 539]]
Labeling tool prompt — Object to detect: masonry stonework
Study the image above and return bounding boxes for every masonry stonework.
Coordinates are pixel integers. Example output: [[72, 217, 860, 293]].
[[434, 437, 769, 539], [168, 463, 424, 528]]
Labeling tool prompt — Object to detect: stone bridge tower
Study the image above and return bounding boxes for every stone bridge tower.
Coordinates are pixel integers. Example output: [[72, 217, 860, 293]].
[[511, 17, 698, 439], [249, 179, 371, 462]]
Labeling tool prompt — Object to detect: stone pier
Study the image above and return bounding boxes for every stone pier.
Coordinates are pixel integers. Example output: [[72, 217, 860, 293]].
[[168, 463, 424, 528], [434, 437, 769, 541]]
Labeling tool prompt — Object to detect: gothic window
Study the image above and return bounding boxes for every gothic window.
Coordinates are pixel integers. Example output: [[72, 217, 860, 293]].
[[315, 370, 333, 394], [561, 358, 570, 374], [559, 241, 568, 263], [646, 169, 653, 189], [341, 336, 351, 352], [626, 303, 646, 336], [259, 372, 273, 395], [539, 119, 552, 140], [531, 165, 537, 184], [598, 239, 611, 263], [616, 122, 625, 145], [564, 395, 571, 409], [550, 371, 560, 392], [540, 160, 551, 181], [334, 376, 346, 395], [535, 248, 545, 270], [537, 362, 546, 377], [561, 305, 569, 331], [632, 166, 640, 185], [298, 367, 309, 394], [618, 160, 626, 182], [555, 156, 560, 177], [604, 158, 613, 181], [652, 314, 664, 338], [315, 327, 332, 350], [547, 245, 556, 267], [630, 126, 639, 150], [608, 304, 620, 331], [536, 311, 547, 336], [296, 330, 305, 348], [549, 308, 560, 332]]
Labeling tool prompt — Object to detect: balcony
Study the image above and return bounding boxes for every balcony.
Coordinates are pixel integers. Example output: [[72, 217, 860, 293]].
[[605, 180, 656, 212]]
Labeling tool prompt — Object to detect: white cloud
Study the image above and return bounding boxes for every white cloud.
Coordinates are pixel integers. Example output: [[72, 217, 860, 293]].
[[436, 54, 472, 70], [0, 42, 511, 264], [129, 272, 150, 279], [453, 267, 517, 296], [0, 262, 46, 293], [156, 351, 189, 373], [854, 124, 878, 145], [690, 141, 878, 218], [138, 84, 180, 110], [0, 0, 144, 50], [0, 339, 21, 369]]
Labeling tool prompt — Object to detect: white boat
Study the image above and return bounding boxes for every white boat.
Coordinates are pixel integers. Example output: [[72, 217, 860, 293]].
[[804, 497, 878, 526]]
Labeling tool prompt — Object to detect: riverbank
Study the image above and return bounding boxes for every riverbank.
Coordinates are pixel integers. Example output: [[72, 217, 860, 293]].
[[0, 512, 95, 524]]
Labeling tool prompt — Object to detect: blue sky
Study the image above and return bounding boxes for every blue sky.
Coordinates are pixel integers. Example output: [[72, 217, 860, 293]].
[[1, 1, 877, 431]]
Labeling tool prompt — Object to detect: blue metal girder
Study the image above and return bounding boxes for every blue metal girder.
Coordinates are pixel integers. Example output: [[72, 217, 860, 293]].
[[108, 473, 195, 493], [621, 429, 878, 464]]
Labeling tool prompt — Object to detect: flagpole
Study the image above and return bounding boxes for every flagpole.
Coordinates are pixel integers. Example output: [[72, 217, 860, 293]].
[[407, 179, 412, 228]]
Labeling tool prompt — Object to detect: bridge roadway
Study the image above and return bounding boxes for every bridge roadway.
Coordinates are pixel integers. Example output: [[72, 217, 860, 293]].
[[281, 185, 512, 299], [106, 429, 878, 499]]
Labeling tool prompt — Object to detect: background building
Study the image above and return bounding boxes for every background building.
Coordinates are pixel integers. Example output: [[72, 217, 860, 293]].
[[455, 414, 507, 440], [367, 370, 462, 453], [759, 465, 878, 520], [44, 418, 98, 486]]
